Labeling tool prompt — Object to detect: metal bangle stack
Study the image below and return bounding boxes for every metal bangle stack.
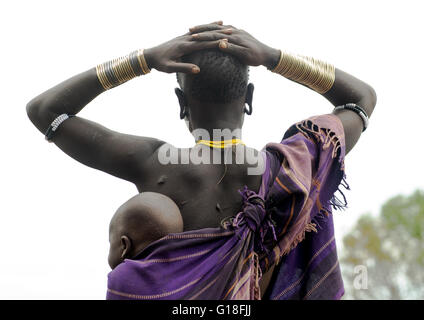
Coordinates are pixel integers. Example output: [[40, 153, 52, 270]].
[[271, 50, 335, 94], [96, 49, 150, 90]]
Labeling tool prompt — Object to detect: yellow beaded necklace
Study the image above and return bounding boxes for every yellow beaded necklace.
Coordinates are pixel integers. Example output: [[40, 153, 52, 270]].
[[196, 139, 245, 148]]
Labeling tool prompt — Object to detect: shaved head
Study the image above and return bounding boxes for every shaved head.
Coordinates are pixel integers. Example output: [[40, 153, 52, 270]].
[[176, 49, 249, 103], [108, 192, 183, 269]]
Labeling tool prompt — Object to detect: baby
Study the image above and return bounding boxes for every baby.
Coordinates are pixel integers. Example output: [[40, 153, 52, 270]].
[[108, 192, 183, 269]]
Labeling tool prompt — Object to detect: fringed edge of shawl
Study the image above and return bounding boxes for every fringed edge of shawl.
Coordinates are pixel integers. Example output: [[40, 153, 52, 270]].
[[296, 117, 349, 213], [276, 117, 349, 260]]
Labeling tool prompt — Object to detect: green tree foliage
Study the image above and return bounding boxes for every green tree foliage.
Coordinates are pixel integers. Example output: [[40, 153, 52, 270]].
[[341, 190, 424, 299]]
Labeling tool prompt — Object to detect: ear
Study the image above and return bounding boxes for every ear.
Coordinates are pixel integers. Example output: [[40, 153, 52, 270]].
[[174, 88, 188, 119], [120, 235, 132, 260], [184, 117, 193, 133], [244, 83, 254, 115]]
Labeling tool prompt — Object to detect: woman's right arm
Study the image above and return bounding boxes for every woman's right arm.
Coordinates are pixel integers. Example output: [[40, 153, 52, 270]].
[[26, 26, 224, 182]]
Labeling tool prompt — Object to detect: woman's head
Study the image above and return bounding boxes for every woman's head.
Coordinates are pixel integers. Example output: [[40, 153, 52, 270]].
[[176, 49, 249, 104], [175, 49, 254, 134]]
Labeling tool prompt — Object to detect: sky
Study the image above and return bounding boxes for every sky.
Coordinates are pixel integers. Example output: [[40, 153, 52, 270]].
[[1, 0, 423, 299]]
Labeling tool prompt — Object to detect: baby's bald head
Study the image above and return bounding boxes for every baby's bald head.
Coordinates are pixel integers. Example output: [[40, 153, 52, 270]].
[[108, 192, 183, 269]]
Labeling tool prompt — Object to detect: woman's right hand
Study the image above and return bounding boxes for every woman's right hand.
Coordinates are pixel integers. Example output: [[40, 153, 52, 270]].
[[144, 21, 227, 74]]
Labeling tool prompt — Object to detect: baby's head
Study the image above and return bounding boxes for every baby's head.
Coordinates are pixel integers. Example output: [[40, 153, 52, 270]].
[[108, 192, 183, 269]]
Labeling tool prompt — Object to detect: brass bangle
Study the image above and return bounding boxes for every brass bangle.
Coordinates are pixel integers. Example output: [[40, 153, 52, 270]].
[[271, 50, 335, 94], [96, 49, 150, 91], [96, 63, 114, 90], [137, 49, 151, 75]]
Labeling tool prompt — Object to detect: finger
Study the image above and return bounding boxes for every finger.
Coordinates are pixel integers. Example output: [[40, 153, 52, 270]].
[[166, 61, 201, 74], [183, 21, 223, 36], [189, 21, 225, 34], [191, 29, 234, 41], [218, 40, 247, 58], [189, 20, 223, 31], [211, 20, 223, 25], [181, 39, 227, 53]]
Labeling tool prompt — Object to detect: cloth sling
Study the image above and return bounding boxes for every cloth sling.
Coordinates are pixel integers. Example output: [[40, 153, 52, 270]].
[[107, 114, 348, 300]]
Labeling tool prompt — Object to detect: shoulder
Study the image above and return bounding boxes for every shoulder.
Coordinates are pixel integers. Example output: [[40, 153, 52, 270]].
[[283, 114, 345, 144], [264, 114, 346, 189]]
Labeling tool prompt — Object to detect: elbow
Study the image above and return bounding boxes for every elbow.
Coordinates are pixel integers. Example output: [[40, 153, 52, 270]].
[[26, 97, 48, 131], [26, 99, 36, 122], [26, 98, 41, 124], [368, 85, 377, 109], [360, 84, 377, 117]]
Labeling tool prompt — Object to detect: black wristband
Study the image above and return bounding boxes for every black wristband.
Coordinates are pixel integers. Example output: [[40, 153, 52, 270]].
[[45, 114, 75, 142], [334, 103, 369, 132]]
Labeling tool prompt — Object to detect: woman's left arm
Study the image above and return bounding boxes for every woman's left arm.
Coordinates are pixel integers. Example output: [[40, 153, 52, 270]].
[[188, 22, 377, 154]]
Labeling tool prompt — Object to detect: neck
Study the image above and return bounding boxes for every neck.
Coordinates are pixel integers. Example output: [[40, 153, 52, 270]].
[[187, 98, 245, 139], [192, 125, 243, 141]]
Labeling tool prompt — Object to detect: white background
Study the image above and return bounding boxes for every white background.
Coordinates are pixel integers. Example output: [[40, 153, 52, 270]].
[[1, 0, 423, 299]]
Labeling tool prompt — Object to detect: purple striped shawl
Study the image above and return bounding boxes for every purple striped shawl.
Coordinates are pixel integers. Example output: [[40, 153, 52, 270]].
[[107, 114, 347, 300]]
